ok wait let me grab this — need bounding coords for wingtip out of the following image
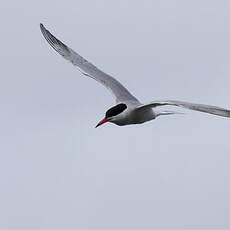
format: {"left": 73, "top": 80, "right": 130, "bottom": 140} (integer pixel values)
{"left": 40, "top": 23, "right": 45, "bottom": 30}
{"left": 40, "top": 23, "right": 49, "bottom": 38}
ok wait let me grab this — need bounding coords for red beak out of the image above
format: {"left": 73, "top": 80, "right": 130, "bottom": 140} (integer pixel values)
{"left": 95, "top": 118, "right": 111, "bottom": 128}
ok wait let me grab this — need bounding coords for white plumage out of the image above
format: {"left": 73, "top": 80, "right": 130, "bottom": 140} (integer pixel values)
{"left": 40, "top": 24, "right": 230, "bottom": 127}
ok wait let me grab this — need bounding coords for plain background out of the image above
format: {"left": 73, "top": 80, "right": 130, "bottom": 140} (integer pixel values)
{"left": 1, "top": 0, "right": 230, "bottom": 229}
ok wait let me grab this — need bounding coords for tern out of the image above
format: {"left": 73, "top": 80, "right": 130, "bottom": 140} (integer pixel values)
{"left": 40, "top": 24, "right": 230, "bottom": 127}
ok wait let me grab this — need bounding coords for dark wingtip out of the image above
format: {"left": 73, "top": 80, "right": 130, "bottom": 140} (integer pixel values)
{"left": 40, "top": 23, "right": 47, "bottom": 33}
{"left": 40, "top": 23, "right": 45, "bottom": 35}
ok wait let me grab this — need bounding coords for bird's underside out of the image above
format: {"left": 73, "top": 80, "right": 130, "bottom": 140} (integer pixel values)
{"left": 40, "top": 23, "right": 230, "bottom": 127}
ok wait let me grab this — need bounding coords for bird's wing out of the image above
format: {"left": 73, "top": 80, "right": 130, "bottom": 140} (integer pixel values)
{"left": 136, "top": 100, "right": 230, "bottom": 118}
{"left": 40, "top": 24, "right": 139, "bottom": 103}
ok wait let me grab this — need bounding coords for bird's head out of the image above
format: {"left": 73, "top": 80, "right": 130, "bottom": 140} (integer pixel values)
{"left": 95, "top": 103, "right": 127, "bottom": 128}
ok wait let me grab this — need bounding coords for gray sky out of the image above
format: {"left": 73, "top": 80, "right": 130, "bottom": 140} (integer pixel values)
{"left": 1, "top": 0, "right": 230, "bottom": 229}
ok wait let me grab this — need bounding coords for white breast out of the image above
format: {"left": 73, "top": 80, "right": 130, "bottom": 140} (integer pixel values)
{"left": 111, "top": 107, "right": 156, "bottom": 126}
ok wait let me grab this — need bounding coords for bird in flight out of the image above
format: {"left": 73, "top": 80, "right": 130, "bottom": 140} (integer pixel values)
{"left": 40, "top": 24, "right": 230, "bottom": 127}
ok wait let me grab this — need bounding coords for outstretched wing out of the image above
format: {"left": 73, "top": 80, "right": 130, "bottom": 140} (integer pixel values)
{"left": 137, "top": 100, "right": 230, "bottom": 118}
{"left": 40, "top": 24, "right": 139, "bottom": 103}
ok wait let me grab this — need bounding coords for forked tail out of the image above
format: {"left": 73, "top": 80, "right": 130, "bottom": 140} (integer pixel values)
{"left": 137, "top": 100, "right": 230, "bottom": 118}
{"left": 155, "top": 111, "right": 184, "bottom": 117}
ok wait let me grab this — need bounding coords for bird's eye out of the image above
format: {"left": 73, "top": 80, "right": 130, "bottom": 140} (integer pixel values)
{"left": 105, "top": 104, "right": 127, "bottom": 118}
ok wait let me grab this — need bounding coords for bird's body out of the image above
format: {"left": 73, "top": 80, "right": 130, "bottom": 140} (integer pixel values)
{"left": 40, "top": 24, "right": 230, "bottom": 127}
{"left": 109, "top": 103, "right": 156, "bottom": 126}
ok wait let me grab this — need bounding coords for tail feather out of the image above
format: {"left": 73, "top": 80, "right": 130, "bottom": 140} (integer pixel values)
{"left": 156, "top": 110, "right": 185, "bottom": 117}
{"left": 137, "top": 100, "right": 230, "bottom": 118}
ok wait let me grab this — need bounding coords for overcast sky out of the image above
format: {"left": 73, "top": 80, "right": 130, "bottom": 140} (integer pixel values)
{"left": 1, "top": 0, "right": 230, "bottom": 229}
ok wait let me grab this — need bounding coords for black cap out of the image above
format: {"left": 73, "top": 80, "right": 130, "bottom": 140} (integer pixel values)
{"left": 105, "top": 104, "right": 127, "bottom": 118}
